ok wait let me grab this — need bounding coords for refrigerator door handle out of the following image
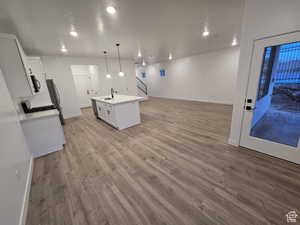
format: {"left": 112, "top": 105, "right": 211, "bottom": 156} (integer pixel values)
{"left": 36, "top": 79, "right": 41, "bottom": 90}
{"left": 54, "top": 84, "right": 61, "bottom": 106}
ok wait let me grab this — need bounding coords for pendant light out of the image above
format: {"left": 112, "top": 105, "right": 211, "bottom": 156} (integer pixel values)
{"left": 104, "top": 51, "right": 111, "bottom": 79}
{"left": 116, "top": 43, "right": 124, "bottom": 77}
{"left": 232, "top": 38, "right": 238, "bottom": 46}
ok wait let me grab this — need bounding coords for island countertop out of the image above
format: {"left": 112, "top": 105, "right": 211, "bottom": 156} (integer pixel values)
{"left": 91, "top": 95, "right": 144, "bottom": 105}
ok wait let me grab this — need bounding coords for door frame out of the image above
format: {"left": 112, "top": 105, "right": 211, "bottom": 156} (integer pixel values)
{"left": 240, "top": 31, "right": 300, "bottom": 164}
{"left": 73, "top": 73, "right": 93, "bottom": 108}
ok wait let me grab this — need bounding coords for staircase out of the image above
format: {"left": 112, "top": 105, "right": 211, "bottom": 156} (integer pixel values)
{"left": 136, "top": 77, "right": 148, "bottom": 100}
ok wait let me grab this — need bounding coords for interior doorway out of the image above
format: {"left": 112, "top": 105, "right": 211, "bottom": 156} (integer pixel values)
{"left": 241, "top": 32, "right": 300, "bottom": 164}
{"left": 71, "top": 65, "right": 100, "bottom": 108}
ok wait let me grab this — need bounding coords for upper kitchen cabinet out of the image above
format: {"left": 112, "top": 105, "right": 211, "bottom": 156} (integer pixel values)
{"left": 26, "top": 56, "right": 46, "bottom": 93}
{"left": 0, "top": 33, "right": 38, "bottom": 99}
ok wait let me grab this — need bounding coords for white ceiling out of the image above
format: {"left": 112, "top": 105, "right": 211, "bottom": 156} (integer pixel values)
{"left": 0, "top": 0, "right": 244, "bottom": 63}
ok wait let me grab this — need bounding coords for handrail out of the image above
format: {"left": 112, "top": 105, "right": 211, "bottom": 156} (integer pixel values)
{"left": 137, "top": 86, "right": 147, "bottom": 95}
{"left": 136, "top": 77, "right": 147, "bottom": 95}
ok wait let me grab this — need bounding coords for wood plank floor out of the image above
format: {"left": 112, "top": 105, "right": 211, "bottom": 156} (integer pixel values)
{"left": 26, "top": 97, "right": 300, "bottom": 225}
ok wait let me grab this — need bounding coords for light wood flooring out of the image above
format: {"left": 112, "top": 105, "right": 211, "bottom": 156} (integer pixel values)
{"left": 26, "top": 97, "right": 300, "bottom": 225}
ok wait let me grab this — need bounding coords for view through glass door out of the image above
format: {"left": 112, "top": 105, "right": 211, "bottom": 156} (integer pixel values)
{"left": 241, "top": 32, "right": 300, "bottom": 164}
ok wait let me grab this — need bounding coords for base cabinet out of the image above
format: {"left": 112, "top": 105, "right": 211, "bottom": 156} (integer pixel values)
{"left": 114, "top": 102, "right": 141, "bottom": 130}
{"left": 96, "top": 101, "right": 116, "bottom": 127}
{"left": 106, "top": 104, "right": 116, "bottom": 127}
{"left": 20, "top": 113, "right": 65, "bottom": 158}
{"left": 95, "top": 100, "right": 141, "bottom": 130}
{"left": 96, "top": 101, "right": 106, "bottom": 121}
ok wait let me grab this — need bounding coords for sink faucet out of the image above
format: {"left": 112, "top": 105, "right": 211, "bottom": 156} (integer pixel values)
{"left": 111, "top": 88, "right": 115, "bottom": 99}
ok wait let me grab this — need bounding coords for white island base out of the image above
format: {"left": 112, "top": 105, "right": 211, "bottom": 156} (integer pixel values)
{"left": 91, "top": 95, "right": 144, "bottom": 130}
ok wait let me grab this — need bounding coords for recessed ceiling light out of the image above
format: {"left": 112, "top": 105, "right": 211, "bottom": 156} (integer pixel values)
{"left": 119, "top": 71, "right": 125, "bottom": 77}
{"left": 138, "top": 51, "right": 142, "bottom": 57}
{"left": 106, "top": 74, "right": 112, "bottom": 79}
{"left": 169, "top": 53, "right": 173, "bottom": 60}
{"left": 232, "top": 38, "right": 238, "bottom": 46}
{"left": 202, "top": 30, "right": 210, "bottom": 37}
{"left": 61, "top": 46, "right": 68, "bottom": 53}
{"left": 70, "top": 31, "right": 78, "bottom": 37}
{"left": 106, "top": 6, "right": 116, "bottom": 14}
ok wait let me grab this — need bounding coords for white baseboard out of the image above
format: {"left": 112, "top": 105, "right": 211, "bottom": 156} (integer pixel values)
{"left": 33, "top": 145, "right": 64, "bottom": 158}
{"left": 140, "top": 96, "right": 149, "bottom": 101}
{"left": 228, "top": 138, "right": 239, "bottom": 146}
{"left": 149, "top": 95, "right": 233, "bottom": 105}
{"left": 19, "top": 157, "right": 34, "bottom": 225}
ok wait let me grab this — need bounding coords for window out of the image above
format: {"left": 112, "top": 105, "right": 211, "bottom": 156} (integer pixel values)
{"left": 257, "top": 47, "right": 276, "bottom": 100}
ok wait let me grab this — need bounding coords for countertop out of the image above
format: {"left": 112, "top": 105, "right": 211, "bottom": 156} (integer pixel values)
{"left": 91, "top": 95, "right": 144, "bottom": 105}
{"left": 19, "top": 109, "right": 59, "bottom": 122}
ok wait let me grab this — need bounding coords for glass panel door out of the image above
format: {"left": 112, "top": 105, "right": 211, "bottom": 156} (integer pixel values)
{"left": 250, "top": 42, "right": 300, "bottom": 147}
{"left": 240, "top": 32, "right": 300, "bottom": 164}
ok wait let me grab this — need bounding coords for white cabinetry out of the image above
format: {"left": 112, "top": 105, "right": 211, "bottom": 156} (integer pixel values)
{"left": 96, "top": 101, "right": 116, "bottom": 126}
{"left": 93, "top": 95, "right": 143, "bottom": 130}
{"left": 0, "top": 34, "right": 35, "bottom": 99}
{"left": 105, "top": 104, "right": 116, "bottom": 126}
{"left": 96, "top": 101, "right": 105, "bottom": 120}
{"left": 20, "top": 110, "right": 65, "bottom": 158}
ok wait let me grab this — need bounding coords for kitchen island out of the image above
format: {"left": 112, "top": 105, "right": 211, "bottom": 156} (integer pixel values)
{"left": 91, "top": 95, "right": 144, "bottom": 130}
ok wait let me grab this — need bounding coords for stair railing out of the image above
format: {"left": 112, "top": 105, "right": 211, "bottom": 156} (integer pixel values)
{"left": 136, "top": 76, "right": 148, "bottom": 95}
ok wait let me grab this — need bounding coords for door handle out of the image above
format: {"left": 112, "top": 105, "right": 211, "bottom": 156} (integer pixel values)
{"left": 245, "top": 106, "right": 256, "bottom": 111}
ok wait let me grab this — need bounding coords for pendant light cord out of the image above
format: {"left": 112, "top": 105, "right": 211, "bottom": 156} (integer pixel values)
{"left": 116, "top": 43, "right": 122, "bottom": 72}
{"left": 104, "top": 51, "right": 109, "bottom": 74}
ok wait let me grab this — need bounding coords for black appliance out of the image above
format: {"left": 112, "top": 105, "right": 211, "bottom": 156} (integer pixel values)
{"left": 46, "top": 79, "right": 64, "bottom": 125}
{"left": 30, "top": 75, "right": 41, "bottom": 93}
{"left": 21, "top": 101, "right": 56, "bottom": 114}
{"left": 28, "top": 67, "right": 42, "bottom": 93}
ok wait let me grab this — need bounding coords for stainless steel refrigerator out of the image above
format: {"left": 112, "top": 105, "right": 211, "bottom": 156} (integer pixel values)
{"left": 46, "top": 79, "right": 64, "bottom": 125}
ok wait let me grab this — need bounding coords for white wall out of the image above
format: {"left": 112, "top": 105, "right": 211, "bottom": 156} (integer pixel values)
{"left": 145, "top": 47, "right": 240, "bottom": 104}
{"left": 71, "top": 65, "right": 102, "bottom": 97}
{"left": 0, "top": 69, "right": 32, "bottom": 225}
{"left": 229, "top": 0, "right": 300, "bottom": 145}
{"left": 71, "top": 64, "right": 131, "bottom": 96}
{"left": 42, "top": 56, "right": 137, "bottom": 119}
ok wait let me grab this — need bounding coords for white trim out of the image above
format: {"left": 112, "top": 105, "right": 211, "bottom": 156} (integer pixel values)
{"left": 140, "top": 96, "right": 149, "bottom": 101}
{"left": 0, "top": 33, "right": 17, "bottom": 40}
{"left": 19, "top": 157, "right": 34, "bottom": 225}
{"left": 228, "top": 138, "right": 239, "bottom": 146}
{"left": 149, "top": 95, "right": 233, "bottom": 105}
{"left": 33, "top": 145, "right": 64, "bottom": 158}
